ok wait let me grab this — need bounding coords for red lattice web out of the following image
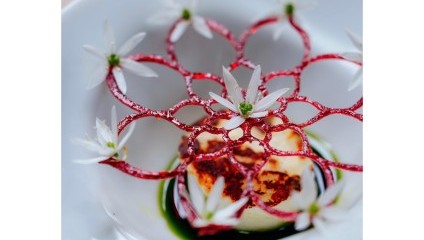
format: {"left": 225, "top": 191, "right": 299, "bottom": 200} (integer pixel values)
{"left": 98, "top": 16, "right": 363, "bottom": 235}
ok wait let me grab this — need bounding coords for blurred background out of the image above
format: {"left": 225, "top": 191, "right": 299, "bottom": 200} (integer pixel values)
{"left": 62, "top": 0, "right": 73, "bottom": 8}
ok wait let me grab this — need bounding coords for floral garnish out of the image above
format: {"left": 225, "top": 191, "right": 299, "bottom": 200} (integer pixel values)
{"left": 148, "top": 0, "right": 213, "bottom": 42}
{"left": 291, "top": 169, "right": 349, "bottom": 232}
{"left": 74, "top": 106, "right": 136, "bottom": 164}
{"left": 209, "top": 65, "right": 289, "bottom": 130}
{"left": 83, "top": 20, "right": 158, "bottom": 94}
{"left": 259, "top": 0, "right": 316, "bottom": 41}
{"left": 341, "top": 30, "right": 363, "bottom": 91}
{"left": 188, "top": 175, "right": 248, "bottom": 227}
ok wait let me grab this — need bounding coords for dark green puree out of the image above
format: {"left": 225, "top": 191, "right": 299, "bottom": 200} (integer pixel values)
{"left": 157, "top": 134, "right": 342, "bottom": 240}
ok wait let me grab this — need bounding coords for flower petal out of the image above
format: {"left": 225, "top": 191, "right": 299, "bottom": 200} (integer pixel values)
{"left": 170, "top": 21, "right": 190, "bottom": 42}
{"left": 209, "top": 92, "right": 238, "bottom": 112}
{"left": 213, "top": 197, "right": 248, "bottom": 222}
{"left": 121, "top": 59, "right": 158, "bottom": 78}
{"left": 116, "top": 122, "right": 136, "bottom": 151}
{"left": 104, "top": 20, "right": 116, "bottom": 54}
{"left": 222, "top": 66, "right": 243, "bottom": 105}
{"left": 112, "top": 67, "right": 127, "bottom": 94}
{"left": 212, "top": 217, "right": 240, "bottom": 226}
{"left": 246, "top": 65, "right": 262, "bottom": 103}
{"left": 312, "top": 217, "right": 326, "bottom": 233}
{"left": 294, "top": 212, "right": 311, "bottom": 231}
{"left": 111, "top": 105, "right": 118, "bottom": 143}
{"left": 72, "top": 138, "right": 104, "bottom": 154}
{"left": 337, "top": 177, "right": 363, "bottom": 209}
{"left": 192, "top": 16, "right": 213, "bottom": 39}
{"left": 319, "top": 206, "right": 346, "bottom": 221}
{"left": 348, "top": 68, "right": 363, "bottom": 91}
{"left": 205, "top": 177, "right": 225, "bottom": 213}
{"left": 188, "top": 174, "right": 205, "bottom": 214}
{"left": 87, "top": 63, "right": 108, "bottom": 90}
{"left": 224, "top": 116, "right": 245, "bottom": 130}
{"left": 73, "top": 156, "right": 109, "bottom": 164}
{"left": 292, "top": 169, "right": 317, "bottom": 209}
{"left": 254, "top": 88, "right": 289, "bottom": 112}
{"left": 82, "top": 45, "right": 106, "bottom": 60}
{"left": 96, "top": 118, "right": 114, "bottom": 146}
{"left": 346, "top": 30, "right": 362, "bottom": 51}
{"left": 318, "top": 180, "right": 345, "bottom": 207}
{"left": 341, "top": 52, "right": 362, "bottom": 63}
{"left": 147, "top": 10, "right": 180, "bottom": 25}
{"left": 273, "top": 23, "right": 286, "bottom": 41}
{"left": 249, "top": 111, "right": 268, "bottom": 118}
{"left": 174, "top": 184, "right": 188, "bottom": 218}
{"left": 192, "top": 218, "right": 208, "bottom": 228}
{"left": 117, "top": 32, "right": 146, "bottom": 56}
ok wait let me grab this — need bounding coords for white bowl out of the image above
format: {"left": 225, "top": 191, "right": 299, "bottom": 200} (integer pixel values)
{"left": 62, "top": 0, "right": 362, "bottom": 239}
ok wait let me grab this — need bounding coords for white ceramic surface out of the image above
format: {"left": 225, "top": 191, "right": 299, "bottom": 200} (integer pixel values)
{"left": 62, "top": 0, "right": 363, "bottom": 239}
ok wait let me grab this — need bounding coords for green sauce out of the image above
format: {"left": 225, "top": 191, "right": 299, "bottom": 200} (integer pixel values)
{"left": 158, "top": 134, "right": 341, "bottom": 239}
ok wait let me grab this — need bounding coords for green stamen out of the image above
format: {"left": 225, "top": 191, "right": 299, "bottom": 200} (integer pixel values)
{"left": 239, "top": 102, "right": 253, "bottom": 116}
{"left": 308, "top": 203, "right": 320, "bottom": 215}
{"left": 205, "top": 211, "right": 214, "bottom": 220}
{"left": 182, "top": 8, "right": 191, "bottom": 20}
{"left": 107, "top": 142, "right": 116, "bottom": 149}
{"left": 107, "top": 54, "right": 120, "bottom": 67}
{"left": 285, "top": 3, "right": 295, "bottom": 15}
{"left": 334, "top": 194, "right": 341, "bottom": 204}
{"left": 113, "top": 152, "right": 119, "bottom": 158}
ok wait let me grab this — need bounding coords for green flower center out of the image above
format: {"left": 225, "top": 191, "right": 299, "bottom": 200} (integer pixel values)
{"left": 285, "top": 3, "right": 295, "bottom": 15}
{"left": 239, "top": 102, "right": 253, "bottom": 116}
{"left": 107, "top": 142, "right": 119, "bottom": 158}
{"left": 204, "top": 211, "right": 214, "bottom": 220}
{"left": 106, "top": 142, "right": 116, "bottom": 149}
{"left": 107, "top": 54, "right": 120, "bottom": 67}
{"left": 106, "top": 142, "right": 119, "bottom": 158}
{"left": 182, "top": 8, "right": 192, "bottom": 20}
{"left": 308, "top": 203, "right": 320, "bottom": 215}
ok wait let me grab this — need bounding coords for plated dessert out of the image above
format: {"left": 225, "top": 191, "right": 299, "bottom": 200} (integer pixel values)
{"left": 158, "top": 117, "right": 336, "bottom": 239}
{"left": 74, "top": 0, "right": 363, "bottom": 239}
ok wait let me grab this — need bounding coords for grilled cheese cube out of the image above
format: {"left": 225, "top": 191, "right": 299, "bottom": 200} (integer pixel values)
{"left": 178, "top": 117, "right": 313, "bottom": 231}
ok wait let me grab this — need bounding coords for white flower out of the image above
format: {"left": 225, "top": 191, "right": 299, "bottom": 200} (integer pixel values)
{"left": 83, "top": 20, "right": 158, "bottom": 94}
{"left": 74, "top": 106, "right": 136, "bottom": 164}
{"left": 258, "top": 0, "right": 316, "bottom": 41}
{"left": 188, "top": 175, "right": 248, "bottom": 227}
{"left": 341, "top": 30, "right": 363, "bottom": 91}
{"left": 148, "top": 0, "right": 213, "bottom": 42}
{"left": 209, "top": 65, "right": 289, "bottom": 130}
{"left": 291, "top": 169, "right": 348, "bottom": 233}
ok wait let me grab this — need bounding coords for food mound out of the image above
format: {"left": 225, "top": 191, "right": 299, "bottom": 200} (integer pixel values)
{"left": 179, "top": 117, "right": 313, "bottom": 231}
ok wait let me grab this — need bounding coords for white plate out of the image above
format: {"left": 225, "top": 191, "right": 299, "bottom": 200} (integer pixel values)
{"left": 62, "top": 0, "right": 362, "bottom": 239}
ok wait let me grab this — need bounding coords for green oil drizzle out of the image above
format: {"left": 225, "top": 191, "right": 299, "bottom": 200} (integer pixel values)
{"left": 158, "top": 178, "right": 199, "bottom": 239}
{"left": 157, "top": 155, "right": 191, "bottom": 240}
{"left": 306, "top": 131, "right": 343, "bottom": 181}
